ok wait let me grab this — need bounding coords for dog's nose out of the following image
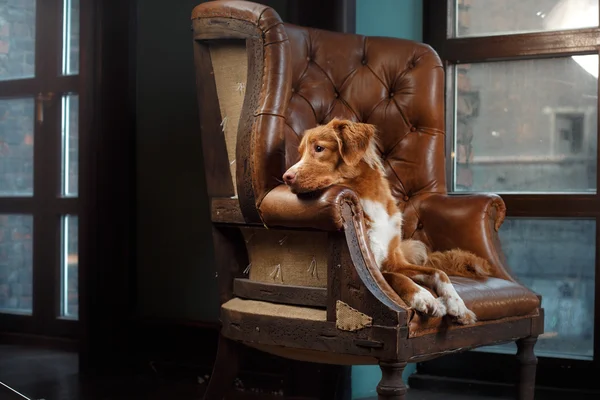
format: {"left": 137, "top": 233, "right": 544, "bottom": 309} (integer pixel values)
{"left": 283, "top": 171, "right": 296, "bottom": 185}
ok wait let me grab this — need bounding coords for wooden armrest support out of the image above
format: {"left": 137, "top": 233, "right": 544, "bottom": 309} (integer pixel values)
{"left": 212, "top": 187, "right": 410, "bottom": 327}
{"left": 233, "top": 278, "right": 327, "bottom": 307}
{"left": 327, "top": 203, "right": 409, "bottom": 327}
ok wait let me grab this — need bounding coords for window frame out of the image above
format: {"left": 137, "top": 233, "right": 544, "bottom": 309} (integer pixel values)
{"left": 422, "top": 0, "right": 600, "bottom": 390}
{"left": 0, "top": 0, "right": 79, "bottom": 338}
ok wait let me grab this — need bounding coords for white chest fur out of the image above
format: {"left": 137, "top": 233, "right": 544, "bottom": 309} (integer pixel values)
{"left": 360, "top": 199, "right": 403, "bottom": 268}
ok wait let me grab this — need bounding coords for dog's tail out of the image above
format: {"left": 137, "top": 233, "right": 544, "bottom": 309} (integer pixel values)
{"left": 424, "top": 249, "right": 492, "bottom": 280}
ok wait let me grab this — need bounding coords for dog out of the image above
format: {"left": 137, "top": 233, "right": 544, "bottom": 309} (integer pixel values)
{"left": 282, "top": 118, "right": 492, "bottom": 325}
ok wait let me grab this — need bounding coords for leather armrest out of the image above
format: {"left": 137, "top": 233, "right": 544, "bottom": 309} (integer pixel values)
{"left": 418, "top": 193, "right": 516, "bottom": 281}
{"left": 258, "top": 184, "right": 362, "bottom": 231}
{"left": 192, "top": 0, "right": 281, "bottom": 32}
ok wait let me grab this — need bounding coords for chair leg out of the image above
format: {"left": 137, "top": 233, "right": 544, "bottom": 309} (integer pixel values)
{"left": 376, "top": 361, "right": 407, "bottom": 400}
{"left": 516, "top": 337, "right": 538, "bottom": 400}
{"left": 203, "top": 335, "right": 240, "bottom": 400}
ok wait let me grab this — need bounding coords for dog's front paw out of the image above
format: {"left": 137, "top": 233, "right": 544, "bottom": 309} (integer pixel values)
{"left": 409, "top": 289, "right": 447, "bottom": 317}
{"left": 455, "top": 308, "right": 477, "bottom": 325}
{"left": 440, "top": 295, "right": 477, "bottom": 325}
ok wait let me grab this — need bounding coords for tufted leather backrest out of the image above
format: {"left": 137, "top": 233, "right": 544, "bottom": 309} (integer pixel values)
{"left": 280, "top": 24, "right": 447, "bottom": 213}
{"left": 192, "top": 0, "right": 447, "bottom": 229}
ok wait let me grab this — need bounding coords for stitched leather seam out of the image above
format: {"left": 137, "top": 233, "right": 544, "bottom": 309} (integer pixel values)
{"left": 194, "top": 15, "right": 261, "bottom": 29}
{"left": 364, "top": 63, "right": 389, "bottom": 92}
{"left": 254, "top": 111, "right": 287, "bottom": 118}
{"left": 418, "top": 126, "right": 445, "bottom": 136}
{"left": 262, "top": 21, "right": 285, "bottom": 35}
{"left": 255, "top": 7, "right": 269, "bottom": 26}
{"left": 308, "top": 58, "right": 339, "bottom": 95}
{"left": 284, "top": 120, "right": 299, "bottom": 138}
{"left": 290, "top": 91, "right": 319, "bottom": 125}
{"left": 385, "top": 158, "right": 407, "bottom": 195}
{"left": 363, "top": 96, "right": 389, "bottom": 123}
{"left": 295, "top": 59, "right": 311, "bottom": 88}
{"left": 264, "top": 37, "right": 289, "bottom": 47}
{"left": 383, "top": 133, "right": 415, "bottom": 160}
{"left": 406, "top": 199, "right": 425, "bottom": 240}
{"left": 326, "top": 96, "right": 360, "bottom": 123}
{"left": 394, "top": 52, "right": 424, "bottom": 84}
{"left": 390, "top": 96, "right": 410, "bottom": 127}
{"left": 337, "top": 67, "right": 360, "bottom": 95}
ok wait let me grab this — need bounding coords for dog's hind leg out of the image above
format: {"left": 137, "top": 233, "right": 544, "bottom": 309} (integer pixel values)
{"left": 398, "top": 239, "right": 429, "bottom": 265}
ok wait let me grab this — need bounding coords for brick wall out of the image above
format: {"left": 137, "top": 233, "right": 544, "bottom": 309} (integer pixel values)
{"left": 0, "top": 98, "right": 34, "bottom": 195}
{"left": 0, "top": 0, "right": 35, "bottom": 80}
{"left": 0, "top": 214, "right": 33, "bottom": 312}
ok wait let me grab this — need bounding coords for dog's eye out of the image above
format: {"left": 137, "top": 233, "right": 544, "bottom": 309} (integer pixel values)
{"left": 315, "top": 145, "right": 325, "bottom": 153}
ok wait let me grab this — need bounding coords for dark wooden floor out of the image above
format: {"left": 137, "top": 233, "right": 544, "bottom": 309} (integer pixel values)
{"left": 0, "top": 345, "right": 500, "bottom": 400}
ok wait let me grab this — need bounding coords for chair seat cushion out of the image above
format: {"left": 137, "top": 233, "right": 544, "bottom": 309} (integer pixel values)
{"left": 409, "top": 277, "right": 540, "bottom": 337}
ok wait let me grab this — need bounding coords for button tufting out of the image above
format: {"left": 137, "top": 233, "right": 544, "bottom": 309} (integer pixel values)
{"left": 362, "top": 59, "right": 367, "bottom": 65}
{"left": 417, "top": 222, "right": 424, "bottom": 230}
{"left": 306, "top": 56, "right": 311, "bottom": 62}
{"left": 334, "top": 92, "right": 339, "bottom": 98}
{"left": 403, "top": 195, "right": 409, "bottom": 201}
{"left": 410, "top": 126, "right": 417, "bottom": 132}
{"left": 291, "top": 88, "right": 295, "bottom": 93}
{"left": 389, "top": 92, "right": 394, "bottom": 98}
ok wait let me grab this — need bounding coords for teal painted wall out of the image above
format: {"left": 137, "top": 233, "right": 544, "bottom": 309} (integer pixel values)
{"left": 352, "top": 1, "right": 423, "bottom": 398}
{"left": 356, "top": 0, "right": 423, "bottom": 41}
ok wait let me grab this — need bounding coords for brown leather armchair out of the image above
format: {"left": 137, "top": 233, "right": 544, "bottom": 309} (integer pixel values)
{"left": 191, "top": 1, "right": 544, "bottom": 399}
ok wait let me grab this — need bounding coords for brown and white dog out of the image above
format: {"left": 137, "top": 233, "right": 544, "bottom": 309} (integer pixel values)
{"left": 282, "top": 118, "right": 492, "bottom": 325}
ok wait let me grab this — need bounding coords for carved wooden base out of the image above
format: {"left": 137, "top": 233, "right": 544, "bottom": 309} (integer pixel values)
{"left": 516, "top": 337, "right": 538, "bottom": 400}
{"left": 203, "top": 335, "right": 240, "bottom": 400}
{"left": 377, "top": 361, "right": 407, "bottom": 400}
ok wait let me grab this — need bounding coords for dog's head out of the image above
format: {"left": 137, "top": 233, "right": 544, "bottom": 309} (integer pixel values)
{"left": 282, "top": 118, "right": 382, "bottom": 194}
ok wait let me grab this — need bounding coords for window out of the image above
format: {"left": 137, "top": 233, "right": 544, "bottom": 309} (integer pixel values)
{"left": 424, "top": 0, "right": 600, "bottom": 390}
{"left": 453, "top": 57, "right": 597, "bottom": 193}
{"left": 0, "top": 0, "right": 80, "bottom": 336}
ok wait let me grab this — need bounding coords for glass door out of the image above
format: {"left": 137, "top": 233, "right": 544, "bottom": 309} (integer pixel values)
{"left": 0, "top": 0, "right": 80, "bottom": 336}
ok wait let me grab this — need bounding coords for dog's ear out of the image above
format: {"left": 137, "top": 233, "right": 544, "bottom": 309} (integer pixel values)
{"left": 329, "top": 119, "right": 376, "bottom": 166}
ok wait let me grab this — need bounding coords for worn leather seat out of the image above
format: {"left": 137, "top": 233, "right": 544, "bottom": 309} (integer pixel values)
{"left": 410, "top": 277, "right": 540, "bottom": 337}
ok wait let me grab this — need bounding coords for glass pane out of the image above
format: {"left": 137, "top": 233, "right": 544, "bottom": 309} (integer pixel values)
{"left": 0, "top": 0, "right": 36, "bottom": 81}
{"left": 62, "top": 0, "right": 79, "bottom": 75}
{"left": 453, "top": 56, "right": 598, "bottom": 193}
{"left": 473, "top": 218, "right": 595, "bottom": 360}
{"left": 451, "top": 0, "right": 599, "bottom": 38}
{"left": 61, "top": 215, "right": 78, "bottom": 318}
{"left": 0, "top": 97, "right": 34, "bottom": 196}
{"left": 0, "top": 214, "right": 33, "bottom": 314}
{"left": 61, "top": 94, "right": 78, "bottom": 196}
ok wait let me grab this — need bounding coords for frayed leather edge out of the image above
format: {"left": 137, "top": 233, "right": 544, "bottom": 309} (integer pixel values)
{"left": 489, "top": 196, "right": 506, "bottom": 232}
